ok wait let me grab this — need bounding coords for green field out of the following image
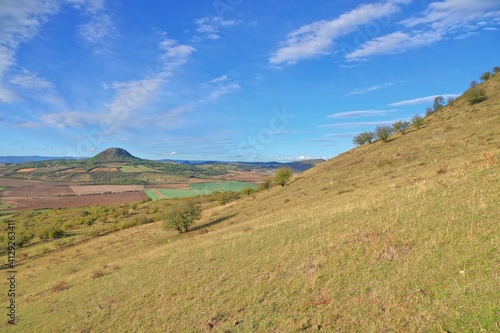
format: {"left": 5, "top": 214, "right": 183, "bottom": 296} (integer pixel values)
{"left": 146, "top": 181, "right": 258, "bottom": 200}
{"left": 119, "top": 165, "right": 156, "bottom": 173}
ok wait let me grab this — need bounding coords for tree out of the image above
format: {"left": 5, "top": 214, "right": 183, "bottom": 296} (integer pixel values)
{"left": 393, "top": 121, "right": 411, "bottom": 135}
{"left": 493, "top": 66, "right": 500, "bottom": 75}
{"left": 273, "top": 167, "right": 293, "bottom": 187}
{"left": 375, "top": 125, "right": 393, "bottom": 142}
{"left": 259, "top": 177, "right": 273, "bottom": 190}
{"left": 433, "top": 96, "right": 445, "bottom": 112}
{"left": 412, "top": 115, "right": 425, "bottom": 129}
{"left": 480, "top": 71, "right": 492, "bottom": 81}
{"left": 163, "top": 200, "right": 202, "bottom": 234}
{"left": 353, "top": 131, "right": 375, "bottom": 145}
{"left": 465, "top": 80, "right": 487, "bottom": 105}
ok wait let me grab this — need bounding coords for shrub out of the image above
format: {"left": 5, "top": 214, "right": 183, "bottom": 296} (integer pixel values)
{"left": 259, "top": 177, "right": 273, "bottom": 190}
{"left": 375, "top": 125, "right": 393, "bottom": 142}
{"left": 392, "top": 121, "right": 411, "bottom": 135}
{"left": 412, "top": 115, "right": 425, "bottom": 129}
{"left": 493, "top": 66, "right": 500, "bottom": 75}
{"left": 465, "top": 81, "right": 487, "bottom": 105}
{"left": 353, "top": 131, "right": 375, "bottom": 145}
{"left": 163, "top": 200, "right": 202, "bottom": 234}
{"left": 433, "top": 96, "right": 445, "bottom": 112}
{"left": 240, "top": 187, "right": 255, "bottom": 196}
{"left": 273, "top": 167, "right": 293, "bottom": 187}
{"left": 480, "top": 71, "right": 492, "bottom": 81}
{"left": 216, "top": 191, "right": 240, "bottom": 206}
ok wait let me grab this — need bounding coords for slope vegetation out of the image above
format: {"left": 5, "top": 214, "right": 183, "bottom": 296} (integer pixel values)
{"left": 7, "top": 75, "right": 499, "bottom": 332}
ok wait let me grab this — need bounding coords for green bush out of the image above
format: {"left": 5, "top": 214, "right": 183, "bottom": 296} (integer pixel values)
{"left": 273, "top": 167, "right": 293, "bottom": 187}
{"left": 163, "top": 200, "right": 202, "bottom": 234}
{"left": 375, "top": 125, "right": 393, "bottom": 143}
{"left": 392, "top": 121, "right": 410, "bottom": 135}
{"left": 353, "top": 131, "right": 374, "bottom": 145}
{"left": 412, "top": 115, "right": 425, "bottom": 129}
{"left": 259, "top": 177, "right": 273, "bottom": 190}
{"left": 465, "top": 81, "right": 487, "bottom": 105}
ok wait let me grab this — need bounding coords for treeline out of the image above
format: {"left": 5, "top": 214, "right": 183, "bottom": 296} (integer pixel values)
{"left": 353, "top": 66, "right": 497, "bottom": 146}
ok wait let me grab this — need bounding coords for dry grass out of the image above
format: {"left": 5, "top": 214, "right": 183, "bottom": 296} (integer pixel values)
{"left": 4, "top": 74, "right": 500, "bottom": 332}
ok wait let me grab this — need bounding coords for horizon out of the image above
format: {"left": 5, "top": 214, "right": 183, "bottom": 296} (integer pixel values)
{"left": 1, "top": 0, "right": 499, "bottom": 161}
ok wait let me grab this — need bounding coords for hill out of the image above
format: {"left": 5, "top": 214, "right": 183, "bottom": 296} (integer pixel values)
{"left": 4, "top": 73, "right": 499, "bottom": 332}
{"left": 88, "top": 147, "right": 141, "bottom": 163}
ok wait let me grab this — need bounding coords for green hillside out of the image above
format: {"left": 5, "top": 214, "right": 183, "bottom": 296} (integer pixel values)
{"left": 4, "top": 74, "right": 499, "bottom": 332}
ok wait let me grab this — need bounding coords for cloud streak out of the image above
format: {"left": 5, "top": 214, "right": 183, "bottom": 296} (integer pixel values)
{"left": 269, "top": 0, "right": 410, "bottom": 65}
{"left": 388, "top": 94, "right": 459, "bottom": 107}
{"left": 327, "top": 109, "right": 395, "bottom": 118}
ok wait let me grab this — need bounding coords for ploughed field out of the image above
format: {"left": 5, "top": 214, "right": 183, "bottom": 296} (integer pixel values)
{"left": 0, "top": 178, "right": 148, "bottom": 210}
{"left": 0, "top": 178, "right": 260, "bottom": 209}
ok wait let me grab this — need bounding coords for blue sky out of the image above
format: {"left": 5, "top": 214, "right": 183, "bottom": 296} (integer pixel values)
{"left": 0, "top": 0, "right": 499, "bottom": 161}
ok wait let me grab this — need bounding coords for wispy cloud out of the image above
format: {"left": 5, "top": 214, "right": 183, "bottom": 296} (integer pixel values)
{"left": 327, "top": 109, "right": 395, "bottom": 118}
{"left": 193, "top": 16, "right": 241, "bottom": 41}
{"left": 201, "top": 75, "right": 240, "bottom": 102}
{"left": 347, "top": 82, "right": 393, "bottom": 95}
{"left": 0, "top": 0, "right": 60, "bottom": 102}
{"left": 319, "top": 120, "right": 397, "bottom": 128}
{"left": 269, "top": 0, "right": 410, "bottom": 65}
{"left": 347, "top": 0, "right": 500, "bottom": 61}
{"left": 388, "top": 94, "right": 459, "bottom": 107}
{"left": 41, "top": 38, "right": 196, "bottom": 129}
{"left": 67, "top": 0, "right": 116, "bottom": 51}
{"left": 346, "top": 30, "right": 443, "bottom": 60}
{"left": 402, "top": 0, "right": 500, "bottom": 30}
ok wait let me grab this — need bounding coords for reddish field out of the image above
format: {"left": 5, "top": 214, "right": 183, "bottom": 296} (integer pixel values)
{"left": 2, "top": 192, "right": 148, "bottom": 210}
{"left": 0, "top": 178, "right": 147, "bottom": 210}
{"left": 90, "top": 167, "right": 118, "bottom": 172}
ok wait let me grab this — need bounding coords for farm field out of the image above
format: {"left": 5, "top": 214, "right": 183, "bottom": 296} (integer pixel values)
{"left": 145, "top": 181, "right": 258, "bottom": 199}
{"left": 119, "top": 165, "right": 156, "bottom": 172}
{"left": 0, "top": 178, "right": 148, "bottom": 210}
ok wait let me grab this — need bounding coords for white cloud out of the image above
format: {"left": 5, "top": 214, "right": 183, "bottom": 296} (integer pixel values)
{"left": 347, "top": 82, "right": 393, "bottom": 95}
{"left": 344, "top": 0, "right": 500, "bottom": 61}
{"left": 327, "top": 110, "right": 395, "bottom": 118}
{"left": 78, "top": 13, "right": 114, "bottom": 46}
{"left": 388, "top": 94, "right": 459, "bottom": 107}
{"left": 193, "top": 16, "right": 241, "bottom": 41}
{"left": 347, "top": 0, "right": 500, "bottom": 60}
{"left": 319, "top": 120, "right": 397, "bottom": 128}
{"left": 208, "top": 75, "right": 228, "bottom": 84}
{"left": 0, "top": 0, "right": 60, "bottom": 101}
{"left": 42, "top": 37, "right": 196, "bottom": 129}
{"left": 346, "top": 30, "right": 443, "bottom": 60}
{"left": 68, "top": 0, "right": 116, "bottom": 49}
{"left": 201, "top": 75, "right": 240, "bottom": 102}
{"left": 169, "top": 151, "right": 177, "bottom": 155}
{"left": 402, "top": 0, "right": 500, "bottom": 30}
{"left": 9, "top": 69, "right": 54, "bottom": 90}
{"left": 269, "top": 0, "right": 409, "bottom": 65}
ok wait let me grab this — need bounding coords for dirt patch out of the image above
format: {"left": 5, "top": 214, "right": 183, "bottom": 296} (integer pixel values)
{"left": 2, "top": 186, "right": 76, "bottom": 197}
{"left": 16, "top": 168, "right": 37, "bottom": 173}
{"left": 3, "top": 192, "right": 148, "bottom": 210}
{"left": 70, "top": 185, "right": 144, "bottom": 195}
{"left": 60, "top": 168, "right": 86, "bottom": 173}
{"left": 90, "top": 167, "right": 118, "bottom": 172}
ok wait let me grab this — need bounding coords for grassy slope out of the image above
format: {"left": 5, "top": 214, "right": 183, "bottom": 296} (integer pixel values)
{"left": 6, "top": 76, "right": 500, "bottom": 332}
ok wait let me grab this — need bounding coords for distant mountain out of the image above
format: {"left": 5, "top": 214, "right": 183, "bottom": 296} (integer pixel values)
{"left": 157, "top": 158, "right": 326, "bottom": 172}
{"left": 0, "top": 156, "right": 84, "bottom": 164}
{"left": 89, "top": 148, "right": 142, "bottom": 163}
